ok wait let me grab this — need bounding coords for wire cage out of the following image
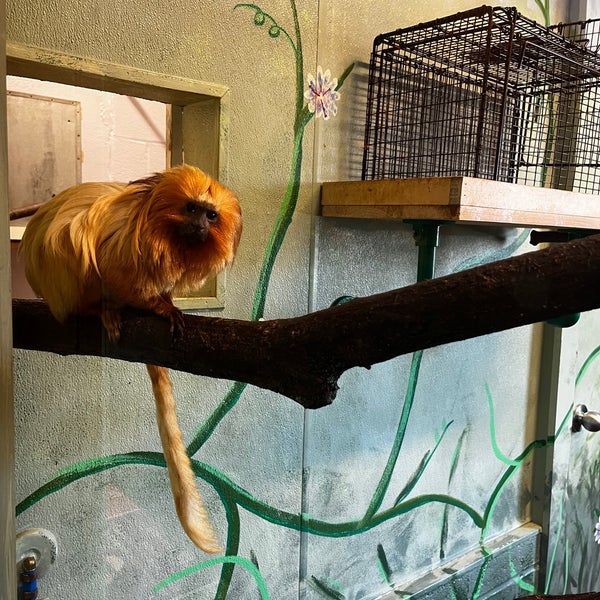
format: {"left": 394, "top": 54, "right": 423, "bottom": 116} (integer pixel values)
{"left": 361, "top": 5, "right": 600, "bottom": 194}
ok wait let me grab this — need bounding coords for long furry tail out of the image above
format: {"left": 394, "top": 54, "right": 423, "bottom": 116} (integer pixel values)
{"left": 146, "top": 364, "right": 222, "bottom": 553}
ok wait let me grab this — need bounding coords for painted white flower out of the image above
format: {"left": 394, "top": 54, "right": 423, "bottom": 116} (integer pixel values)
{"left": 305, "top": 66, "right": 340, "bottom": 120}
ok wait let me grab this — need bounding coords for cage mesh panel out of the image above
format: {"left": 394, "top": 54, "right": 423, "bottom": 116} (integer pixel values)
{"left": 362, "top": 6, "right": 600, "bottom": 194}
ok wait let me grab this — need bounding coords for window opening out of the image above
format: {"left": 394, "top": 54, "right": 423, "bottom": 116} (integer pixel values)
{"left": 7, "top": 42, "right": 229, "bottom": 309}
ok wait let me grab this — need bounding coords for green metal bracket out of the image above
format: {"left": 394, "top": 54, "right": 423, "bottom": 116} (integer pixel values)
{"left": 405, "top": 220, "right": 452, "bottom": 282}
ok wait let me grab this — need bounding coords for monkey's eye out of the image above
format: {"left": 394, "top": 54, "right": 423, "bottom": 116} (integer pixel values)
{"left": 186, "top": 201, "right": 198, "bottom": 214}
{"left": 206, "top": 210, "right": 218, "bottom": 222}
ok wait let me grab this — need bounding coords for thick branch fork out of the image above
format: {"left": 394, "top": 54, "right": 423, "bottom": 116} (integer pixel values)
{"left": 12, "top": 233, "right": 600, "bottom": 408}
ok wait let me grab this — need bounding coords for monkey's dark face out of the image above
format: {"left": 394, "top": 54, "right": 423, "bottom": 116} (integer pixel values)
{"left": 134, "top": 166, "right": 241, "bottom": 269}
{"left": 178, "top": 200, "right": 219, "bottom": 243}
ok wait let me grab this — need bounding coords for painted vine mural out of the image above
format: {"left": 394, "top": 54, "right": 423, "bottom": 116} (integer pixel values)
{"left": 14, "top": 1, "right": 600, "bottom": 598}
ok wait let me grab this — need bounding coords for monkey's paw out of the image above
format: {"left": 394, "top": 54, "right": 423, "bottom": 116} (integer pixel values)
{"left": 101, "top": 307, "right": 122, "bottom": 342}
{"left": 168, "top": 307, "right": 186, "bottom": 340}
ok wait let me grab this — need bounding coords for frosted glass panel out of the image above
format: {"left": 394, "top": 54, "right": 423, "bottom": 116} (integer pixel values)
{"left": 301, "top": 219, "right": 541, "bottom": 598}
{"left": 544, "top": 309, "right": 600, "bottom": 595}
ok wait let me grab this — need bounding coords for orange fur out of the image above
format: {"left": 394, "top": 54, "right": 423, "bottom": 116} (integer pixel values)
{"left": 147, "top": 363, "right": 222, "bottom": 553}
{"left": 20, "top": 165, "right": 242, "bottom": 552}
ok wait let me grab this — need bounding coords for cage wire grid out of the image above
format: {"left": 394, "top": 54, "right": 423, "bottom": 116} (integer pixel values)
{"left": 362, "top": 5, "right": 600, "bottom": 194}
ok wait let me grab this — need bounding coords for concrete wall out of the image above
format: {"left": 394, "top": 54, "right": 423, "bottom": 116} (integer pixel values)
{"left": 7, "top": 1, "right": 585, "bottom": 599}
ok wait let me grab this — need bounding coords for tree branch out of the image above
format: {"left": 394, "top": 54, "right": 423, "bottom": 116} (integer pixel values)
{"left": 12, "top": 233, "right": 600, "bottom": 409}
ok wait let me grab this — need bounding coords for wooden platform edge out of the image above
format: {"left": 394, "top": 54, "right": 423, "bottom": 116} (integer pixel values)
{"left": 321, "top": 177, "right": 600, "bottom": 230}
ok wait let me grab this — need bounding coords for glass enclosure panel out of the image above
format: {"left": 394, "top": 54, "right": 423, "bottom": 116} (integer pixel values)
{"left": 11, "top": 72, "right": 306, "bottom": 598}
{"left": 14, "top": 353, "right": 305, "bottom": 598}
{"left": 544, "top": 309, "right": 600, "bottom": 595}
{"left": 302, "top": 219, "right": 543, "bottom": 598}
{"left": 7, "top": 1, "right": 586, "bottom": 599}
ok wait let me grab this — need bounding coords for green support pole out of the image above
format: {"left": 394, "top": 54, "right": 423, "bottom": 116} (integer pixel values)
{"left": 407, "top": 220, "right": 449, "bottom": 282}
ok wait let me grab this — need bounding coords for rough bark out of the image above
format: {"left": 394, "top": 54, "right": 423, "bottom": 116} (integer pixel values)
{"left": 12, "top": 233, "right": 600, "bottom": 408}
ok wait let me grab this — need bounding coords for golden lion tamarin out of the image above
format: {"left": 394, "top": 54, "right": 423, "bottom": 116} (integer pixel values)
{"left": 20, "top": 164, "right": 242, "bottom": 552}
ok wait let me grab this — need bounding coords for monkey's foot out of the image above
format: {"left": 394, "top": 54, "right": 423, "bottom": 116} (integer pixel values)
{"left": 100, "top": 306, "right": 122, "bottom": 342}
{"left": 167, "top": 308, "right": 185, "bottom": 339}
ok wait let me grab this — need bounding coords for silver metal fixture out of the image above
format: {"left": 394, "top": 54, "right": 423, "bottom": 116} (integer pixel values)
{"left": 572, "top": 404, "right": 600, "bottom": 433}
{"left": 16, "top": 528, "right": 57, "bottom": 579}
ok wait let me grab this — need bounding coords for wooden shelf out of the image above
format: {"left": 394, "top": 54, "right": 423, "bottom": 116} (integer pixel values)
{"left": 321, "top": 177, "right": 600, "bottom": 230}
